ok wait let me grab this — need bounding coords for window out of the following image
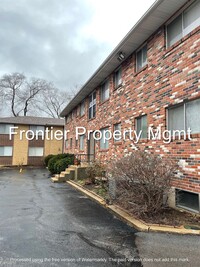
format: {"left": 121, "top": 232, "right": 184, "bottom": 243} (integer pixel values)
{"left": 176, "top": 189, "right": 199, "bottom": 212}
{"left": 136, "top": 115, "right": 147, "bottom": 139}
{"left": 101, "top": 80, "right": 109, "bottom": 102}
{"left": 88, "top": 92, "right": 96, "bottom": 120}
{"left": 79, "top": 135, "right": 85, "bottom": 151}
{"left": 136, "top": 44, "right": 147, "bottom": 72}
{"left": 28, "top": 147, "right": 44, "bottom": 157}
{"left": 75, "top": 139, "right": 78, "bottom": 147}
{"left": 0, "top": 146, "right": 13, "bottom": 156}
{"left": 114, "top": 68, "right": 122, "bottom": 88}
{"left": 30, "top": 126, "right": 44, "bottom": 136}
{"left": 100, "top": 127, "right": 109, "bottom": 150}
{"left": 70, "top": 138, "right": 73, "bottom": 149}
{"left": 114, "top": 123, "right": 121, "bottom": 142}
{"left": 80, "top": 101, "right": 85, "bottom": 116}
{"left": 168, "top": 98, "right": 200, "bottom": 134}
{"left": 65, "top": 139, "right": 69, "bottom": 149}
{"left": 0, "top": 124, "right": 14, "bottom": 134}
{"left": 167, "top": 0, "right": 200, "bottom": 47}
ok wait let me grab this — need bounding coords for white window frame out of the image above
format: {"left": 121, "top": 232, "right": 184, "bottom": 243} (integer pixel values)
{"left": 136, "top": 44, "right": 147, "bottom": 72}
{"left": 88, "top": 91, "right": 96, "bottom": 120}
{"left": 167, "top": 98, "right": 200, "bottom": 134}
{"left": 114, "top": 123, "right": 121, "bottom": 143}
{"left": 100, "top": 127, "right": 109, "bottom": 150}
{"left": 136, "top": 115, "right": 147, "bottom": 139}
{"left": 114, "top": 67, "right": 122, "bottom": 89}
{"left": 29, "top": 125, "right": 45, "bottom": 136}
{"left": 80, "top": 100, "right": 85, "bottom": 117}
{"left": 79, "top": 135, "right": 85, "bottom": 151}
{"left": 28, "top": 147, "right": 44, "bottom": 157}
{"left": 101, "top": 80, "right": 110, "bottom": 102}
{"left": 0, "top": 146, "right": 13, "bottom": 156}
{"left": 166, "top": 0, "right": 200, "bottom": 48}
{"left": 0, "top": 124, "right": 14, "bottom": 135}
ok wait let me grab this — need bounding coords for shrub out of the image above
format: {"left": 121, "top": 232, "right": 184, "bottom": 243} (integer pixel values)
{"left": 110, "top": 151, "right": 176, "bottom": 218}
{"left": 44, "top": 154, "right": 54, "bottom": 167}
{"left": 47, "top": 153, "right": 75, "bottom": 174}
{"left": 48, "top": 156, "right": 58, "bottom": 174}
{"left": 54, "top": 158, "right": 70, "bottom": 174}
{"left": 86, "top": 161, "right": 106, "bottom": 184}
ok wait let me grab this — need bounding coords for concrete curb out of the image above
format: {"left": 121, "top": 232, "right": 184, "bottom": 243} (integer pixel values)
{"left": 67, "top": 180, "right": 200, "bottom": 235}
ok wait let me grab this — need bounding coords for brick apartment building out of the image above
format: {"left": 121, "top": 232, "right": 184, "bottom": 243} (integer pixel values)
{"left": 0, "top": 116, "right": 64, "bottom": 166}
{"left": 61, "top": 0, "right": 200, "bottom": 212}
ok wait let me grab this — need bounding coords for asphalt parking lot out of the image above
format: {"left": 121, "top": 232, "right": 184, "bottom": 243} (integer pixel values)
{"left": 0, "top": 168, "right": 199, "bottom": 267}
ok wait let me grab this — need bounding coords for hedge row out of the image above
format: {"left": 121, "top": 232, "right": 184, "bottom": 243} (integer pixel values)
{"left": 44, "top": 153, "right": 75, "bottom": 174}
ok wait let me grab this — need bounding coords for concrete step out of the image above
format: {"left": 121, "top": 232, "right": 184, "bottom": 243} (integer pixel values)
{"left": 51, "top": 177, "right": 59, "bottom": 183}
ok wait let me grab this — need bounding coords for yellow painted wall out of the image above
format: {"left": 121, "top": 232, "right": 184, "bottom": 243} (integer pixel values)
{"left": 12, "top": 125, "right": 29, "bottom": 165}
{"left": 44, "top": 126, "right": 64, "bottom": 156}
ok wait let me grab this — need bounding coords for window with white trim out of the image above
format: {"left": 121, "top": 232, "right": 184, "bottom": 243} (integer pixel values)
{"left": 65, "top": 139, "right": 69, "bottom": 149}
{"left": 136, "top": 115, "right": 147, "bottom": 139}
{"left": 30, "top": 126, "right": 44, "bottom": 136}
{"left": 0, "top": 146, "right": 13, "bottom": 156}
{"left": 168, "top": 98, "right": 200, "bottom": 133}
{"left": 114, "top": 123, "right": 121, "bottom": 142}
{"left": 80, "top": 101, "right": 85, "bottom": 117}
{"left": 101, "top": 80, "right": 109, "bottom": 102}
{"left": 79, "top": 135, "right": 85, "bottom": 151}
{"left": 136, "top": 44, "right": 147, "bottom": 72}
{"left": 114, "top": 68, "right": 122, "bottom": 88}
{"left": 0, "top": 124, "right": 14, "bottom": 134}
{"left": 28, "top": 147, "right": 44, "bottom": 157}
{"left": 167, "top": 0, "right": 200, "bottom": 47}
{"left": 70, "top": 138, "right": 73, "bottom": 149}
{"left": 88, "top": 92, "right": 96, "bottom": 119}
{"left": 100, "top": 127, "right": 109, "bottom": 150}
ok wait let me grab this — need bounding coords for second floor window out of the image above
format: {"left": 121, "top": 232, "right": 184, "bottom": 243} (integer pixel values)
{"left": 167, "top": 0, "right": 200, "bottom": 47}
{"left": 114, "top": 68, "right": 122, "bottom": 88}
{"left": 80, "top": 101, "right": 85, "bottom": 116}
{"left": 101, "top": 80, "right": 109, "bottom": 102}
{"left": 136, "top": 44, "right": 147, "bottom": 72}
{"left": 88, "top": 92, "right": 96, "bottom": 120}
{"left": 30, "top": 126, "right": 44, "bottom": 136}
{"left": 168, "top": 98, "right": 200, "bottom": 134}
{"left": 136, "top": 115, "right": 147, "bottom": 139}
{"left": 0, "top": 124, "right": 14, "bottom": 135}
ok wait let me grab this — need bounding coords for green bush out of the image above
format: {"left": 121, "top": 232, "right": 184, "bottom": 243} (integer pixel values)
{"left": 44, "top": 154, "right": 54, "bottom": 167}
{"left": 54, "top": 158, "right": 70, "bottom": 174}
{"left": 48, "top": 156, "right": 58, "bottom": 174}
{"left": 47, "top": 153, "right": 75, "bottom": 174}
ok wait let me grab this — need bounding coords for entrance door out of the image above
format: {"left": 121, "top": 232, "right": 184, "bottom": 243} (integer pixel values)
{"left": 87, "top": 132, "right": 95, "bottom": 162}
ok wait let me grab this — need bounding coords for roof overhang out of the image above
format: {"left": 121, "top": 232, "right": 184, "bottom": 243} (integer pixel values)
{"left": 60, "top": 0, "right": 188, "bottom": 117}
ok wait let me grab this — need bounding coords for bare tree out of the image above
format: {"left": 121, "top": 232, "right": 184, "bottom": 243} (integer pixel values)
{"left": 0, "top": 72, "right": 73, "bottom": 118}
{"left": 0, "top": 73, "right": 26, "bottom": 116}
{"left": 35, "top": 87, "right": 71, "bottom": 118}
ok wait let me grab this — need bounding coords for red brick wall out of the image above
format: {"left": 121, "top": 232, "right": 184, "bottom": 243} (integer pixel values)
{"left": 65, "top": 20, "right": 200, "bottom": 193}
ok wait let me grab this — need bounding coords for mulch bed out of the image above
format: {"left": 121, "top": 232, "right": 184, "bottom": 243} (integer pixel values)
{"left": 77, "top": 179, "right": 200, "bottom": 228}
{"left": 115, "top": 200, "right": 200, "bottom": 228}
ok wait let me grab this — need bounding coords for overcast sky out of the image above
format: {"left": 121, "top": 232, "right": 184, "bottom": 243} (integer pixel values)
{"left": 0, "top": 0, "right": 155, "bottom": 92}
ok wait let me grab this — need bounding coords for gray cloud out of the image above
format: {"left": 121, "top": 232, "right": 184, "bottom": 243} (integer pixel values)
{"left": 0, "top": 0, "right": 111, "bottom": 91}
